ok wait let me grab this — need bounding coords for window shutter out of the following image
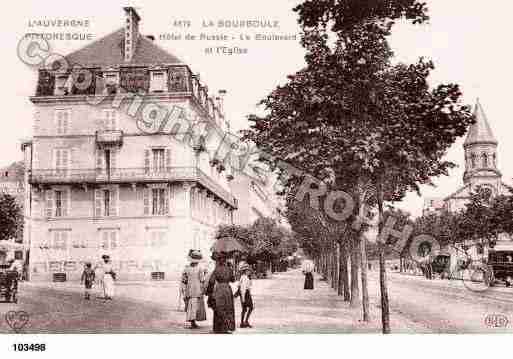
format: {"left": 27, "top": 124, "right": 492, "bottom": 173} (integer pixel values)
{"left": 94, "top": 189, "right": 103, "bottom": 217}
{"left": 110, "top": 231, "right": 117, "bottom": 249}
{"left": 101, "top": 231, "right": 109, "bottom": 249}
{"left": 164, "top": 188, "right": 170, "bottom": 215}
{"left": 63, "top": 110, "right": 69, "bottom": 134}
{"left": 144, "top": 149, "right": 151, "bottom": 173}
{"left": 69, "top": 148, "right": 75, "bottom": 171}
{"left": 62, "top": 231, "right": 69, "bottom": 250}
{"left": 96, "top": 149, "right": 104, "bottom": 174}
{"left": 143, "top": 187, "right": 150, "bottom": 215}
{"left": 109, "top": 148, "right": 117, "bottom": 174}
{"left": 165, "top": 148, "right": 171, "bottom": 171}
{"left": 109, "top": 188, "right": 117, "bottom": 216}
{"left": 61, "top": 189, "right": 69, "bottom": 217}
{"left": 62, "top": 149, "right": 69, "bottom": 175}
{"left": 45, "top": 190, "right": 54, "bottom": 217}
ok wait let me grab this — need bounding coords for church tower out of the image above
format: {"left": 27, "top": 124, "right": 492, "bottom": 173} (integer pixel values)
{"left": 462, "top": 99, "right": 502, "bottom": 195}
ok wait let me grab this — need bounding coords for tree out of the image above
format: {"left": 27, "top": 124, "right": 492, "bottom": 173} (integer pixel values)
{"left": 244, "top": 0, "right": 474, "bottom": 333}
{"left": 0, "top": 194, "right": 23, "bottom": 242}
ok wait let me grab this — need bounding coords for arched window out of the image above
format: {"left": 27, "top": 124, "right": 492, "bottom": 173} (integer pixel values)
{"left": 492, "top": 153, "right": 497, "bottom": 167}
{"left": 470, "top": 153, "right": 476, "bottom": 168}
{"left": 482, "top": 153, "right": 488, "bottom": 167}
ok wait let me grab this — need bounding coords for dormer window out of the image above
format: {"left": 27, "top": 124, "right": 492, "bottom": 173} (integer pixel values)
{"left": 103, "top": 72, "right": 119, "bottom": 95}
{"left": 150, "top": 71, "right": 167, "bottom": 93}
{"left": 54, "top": 74, "right": 70, "bottom": 96}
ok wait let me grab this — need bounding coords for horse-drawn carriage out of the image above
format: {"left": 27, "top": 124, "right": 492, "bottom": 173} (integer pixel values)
{"left": 0, "top": 265, "right": 18, "bottom": 303}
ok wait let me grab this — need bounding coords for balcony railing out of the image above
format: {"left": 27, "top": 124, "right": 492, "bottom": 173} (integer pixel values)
{"left": 96, "top": 130, "right": 123, "bottom": 146}
{"left": 29, "top": 167, "right": 237, "bottom": 208}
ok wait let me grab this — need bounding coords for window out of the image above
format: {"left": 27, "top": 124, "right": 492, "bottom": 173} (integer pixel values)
{"left": 147, "top": 230, "right": 167, "bottom": 247}
{"left": 143, "top": 187, "right": 169, "bottom": 216}
{"left": 153, "top": 149, "right": 165, "bottom": 172}
{"left": 144, "top": 148, "right": 171, "bottom": 173}
{"left": 150, "top": 71, "right": 167, "bottom": 92}
{"left": 103, "top": 109, "right": 118, "bottom": 130}
{"left": 55, "top": 109, "right": 71, "bottom": 135}
{"left": 482, "top": 153, "right": 488, "bottom": 167}
{"left": 54, "top": 148, "right": 70, "bottom": 175}
{"left": 94, "top": 188, "right": 118, "bottom": 217}
{"left": 100, "top": 230, "right": 118, "bottom": 250}
{"left": 470, "top": 153, "right": 476, "bottom": 168}
{"left": 45, "top": 189, "right": 69, "bottom": 218}
{"left": 51, "top": 230, "right": 69, "bottom": 250}
{"left": 104, "top": 73, "right": 119, "bottom": 95}
{"left": 152, "top": 188, "right": 166, "bottom": 215}
{"left": 54, "top": 75, "right": 70, "bottom": 95}
{"left": 96, "top": 148, "right": 117, "bottom": 175}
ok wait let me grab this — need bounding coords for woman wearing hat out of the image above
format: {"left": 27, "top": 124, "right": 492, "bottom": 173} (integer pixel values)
{"left": 206, "top": 253, "right": 236, "bottom": 333}
{"left": 302, "top": 259, "right": 315, "bottom": 290}
{"left": 181, "top": 250, "right": 207, "bottom": 329}
{"left": 100, "top": 255, "right": 116, "bottom": 300}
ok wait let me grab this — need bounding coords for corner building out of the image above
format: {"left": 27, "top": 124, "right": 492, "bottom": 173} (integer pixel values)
{"left": 23, "top": 8, "right": 238, "bottom": 281}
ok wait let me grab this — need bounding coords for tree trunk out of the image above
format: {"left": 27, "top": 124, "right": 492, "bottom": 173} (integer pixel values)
{"left": 331, "top": 248, "right": 337, "bottom": 289}
{"left": 356, "top": 186, "right": 370, "bottom": 322}
{"left": 376, "top": 176, "right": 391, "bottom": 334}
{"left": 350, "top": 238, "right": 360, "bottom": 308}
{"left": 360, "top": 232, "right": 370, "bottom": 322}
{"left": 338, "top": 241, "right": 350, "bottom": 300}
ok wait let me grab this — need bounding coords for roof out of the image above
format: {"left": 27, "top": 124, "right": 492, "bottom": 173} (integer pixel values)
{"left": 464, "top": 100, "right": 497, "bottom": 146}
{"left": 63, "top": 28, "right": 183, "bottom": 68}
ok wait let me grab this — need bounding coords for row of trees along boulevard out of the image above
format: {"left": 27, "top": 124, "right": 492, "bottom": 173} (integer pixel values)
{"left": 242, "top": 0, "right": 474, "bottom": 333}
{"left": 214, "top": 217, "right": 297, "bottom": 277}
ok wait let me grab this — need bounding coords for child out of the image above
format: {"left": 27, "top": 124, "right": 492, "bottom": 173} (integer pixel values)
{"left": 239, "top": 264, "right": 254, "bottom": 328}
{"left": 81, "top": 263, "right": 95, "bottom": 300}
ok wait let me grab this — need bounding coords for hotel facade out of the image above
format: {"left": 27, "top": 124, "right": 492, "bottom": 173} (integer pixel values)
{"left": 22, "top": 8, "right": 242, "bottom": 281}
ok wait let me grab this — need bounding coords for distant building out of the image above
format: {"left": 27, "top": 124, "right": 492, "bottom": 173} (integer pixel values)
{"left": 422, "top": 197, "right": 445, "bottom": 216}
{"left": 0, "top": 161, "right": 25, "bottom": 206}
{"left": 439, "top": 100, "right": 511, "bottom": 262}
{"left": 230, "top": 164, "right": 285, "bottom": 226}
{"left": 443, "top": 100, "right": 510, "bottom": 212}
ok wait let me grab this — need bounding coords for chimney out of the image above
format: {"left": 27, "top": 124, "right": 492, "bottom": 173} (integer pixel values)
{"left": 123, "top": 7, "right": 141, "bottom": 62}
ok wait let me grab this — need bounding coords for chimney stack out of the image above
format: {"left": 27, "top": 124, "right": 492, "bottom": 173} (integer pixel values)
{"left": 123, "top": 7, "right": 141, "bottom": 62}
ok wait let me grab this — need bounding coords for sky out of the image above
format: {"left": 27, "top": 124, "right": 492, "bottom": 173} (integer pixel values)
{"left": 2, "top": 0, "right": 512, "bottom": 217}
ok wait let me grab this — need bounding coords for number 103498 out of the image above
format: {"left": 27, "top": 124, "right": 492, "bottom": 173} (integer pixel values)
{"left": 12, "top": 343, "right": 46, "bottom": 352}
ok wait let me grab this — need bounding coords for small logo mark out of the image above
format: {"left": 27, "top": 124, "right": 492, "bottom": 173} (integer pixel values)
{"left": 5, "top": 311, "right": 29, "bottom": 333}
{"left": 484, "top": 313, "right": 509, "bottom": 328}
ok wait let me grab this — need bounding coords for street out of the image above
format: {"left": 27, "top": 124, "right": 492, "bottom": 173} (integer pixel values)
{"left": 0, "top": 269, "right": 512, "bottom": 334}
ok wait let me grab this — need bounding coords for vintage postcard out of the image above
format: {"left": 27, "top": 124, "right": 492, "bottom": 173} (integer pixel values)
{"left": 0, "top": 0, "right": 512, "bottom": 354}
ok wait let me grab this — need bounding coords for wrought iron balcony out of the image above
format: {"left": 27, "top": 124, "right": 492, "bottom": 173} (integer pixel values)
{"left": 96, "top": 130, "right": 123, "bottom": 146}
{"left": 28, "top": 167, "right": 237, "bottom": 208}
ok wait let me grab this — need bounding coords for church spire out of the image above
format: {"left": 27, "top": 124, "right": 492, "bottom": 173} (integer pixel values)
{"left": 463, "top": 99, "right": 498, "bottom": 147}
{"left": 462, "top": 99, "right": 501, "bottom": 187}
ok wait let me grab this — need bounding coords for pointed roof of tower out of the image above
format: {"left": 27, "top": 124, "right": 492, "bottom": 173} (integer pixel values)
{"left": 464, "top": 99, "right": 497, "bottom": 147}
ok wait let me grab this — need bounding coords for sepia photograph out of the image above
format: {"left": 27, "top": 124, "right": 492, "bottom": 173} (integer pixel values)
{"left": 0, "top": 0, "right": 512, "bottom": 356}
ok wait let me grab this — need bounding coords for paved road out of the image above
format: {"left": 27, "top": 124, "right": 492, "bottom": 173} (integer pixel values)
{"left": 0, "top": 269, "right": 511, "bottom": 333}
{"left": 366, "top": 270, "right": 513, "bottom": 333}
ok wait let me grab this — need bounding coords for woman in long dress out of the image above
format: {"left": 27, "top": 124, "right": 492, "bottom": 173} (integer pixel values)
{"left": 206, "top": 254, "right": 236, "bottom": 334}
{"left": 181, "top": 250, "right": 207, "bottom": 329}
{"left": 101, "top": 255, "right": 116, "bottom": 300}
{"left": 302, "top": 259, "right": 314, "bottom": 290}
